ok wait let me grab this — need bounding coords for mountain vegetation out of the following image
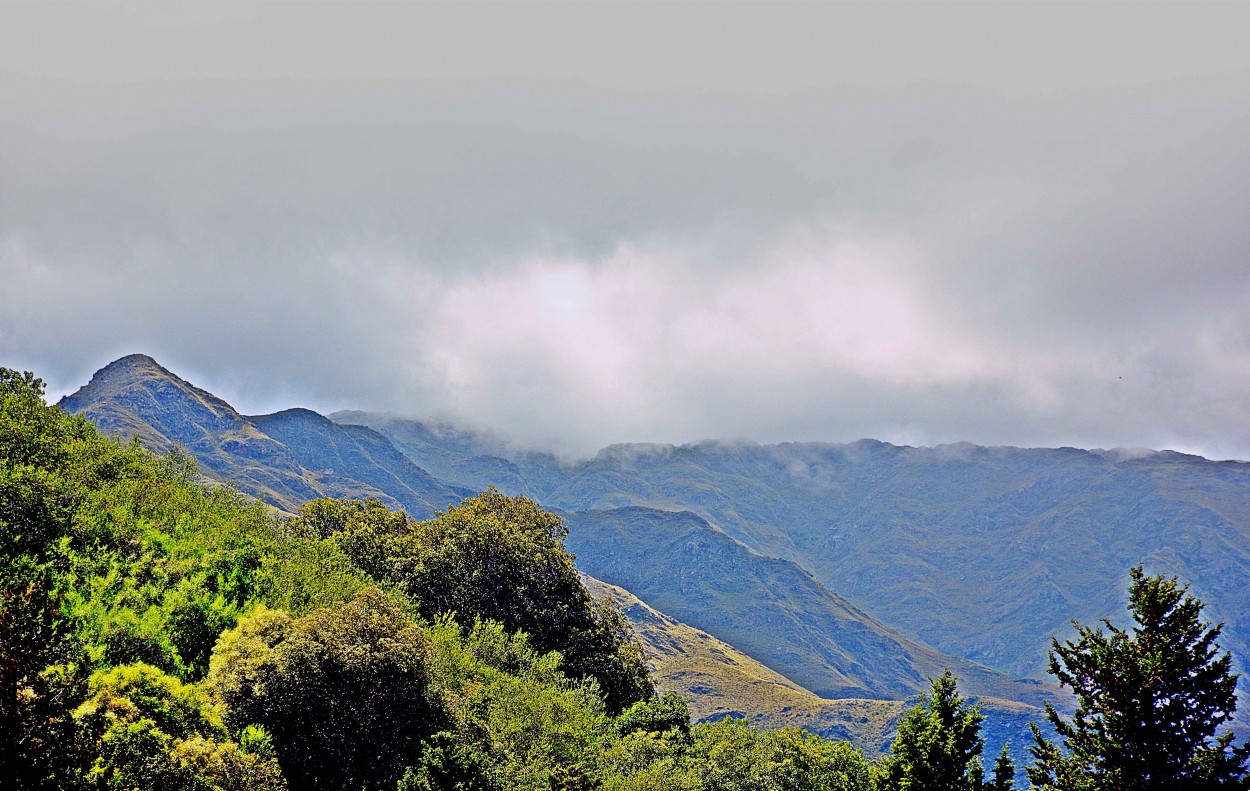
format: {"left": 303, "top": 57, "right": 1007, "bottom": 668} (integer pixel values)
{"left": 4, "top": 366, "right": 877, "bottom": 789}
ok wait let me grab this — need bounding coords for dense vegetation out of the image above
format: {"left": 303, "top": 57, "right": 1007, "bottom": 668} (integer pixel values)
{"left": 6, "top": 366, "right": 1248, "bottom": 789}
{"left": 1, "top": 369, "right": 872, "bottom": 789}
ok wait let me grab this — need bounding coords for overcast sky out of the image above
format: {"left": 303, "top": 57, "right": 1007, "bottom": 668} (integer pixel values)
{"left": 3, "top": 2, "right": 1249, "bottom": 458}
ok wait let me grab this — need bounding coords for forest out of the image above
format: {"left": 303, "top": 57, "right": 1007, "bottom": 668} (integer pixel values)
{"left": 2, "top": 366, "right": 1247, "bottom": 790}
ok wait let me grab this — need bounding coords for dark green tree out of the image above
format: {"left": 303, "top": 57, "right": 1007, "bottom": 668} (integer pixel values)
{"left": 875, "top": 671, "right": 1009, "bottom": 791}
{"left": 206, "top": 589, "right": 446, "bottom": 791}
{"left": 987, "top": 744, "right": 1015, "bottom": 791}
{"left": 1028, "top": 565, "right": 1250, "bottom": 790}
{"left": 318, "top": 489, "right": 654, "bottom": 713}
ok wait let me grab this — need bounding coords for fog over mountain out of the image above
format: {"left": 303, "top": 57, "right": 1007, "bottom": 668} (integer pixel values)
{"left": 3, "top": 3, "right": 1250, "bottom": 458}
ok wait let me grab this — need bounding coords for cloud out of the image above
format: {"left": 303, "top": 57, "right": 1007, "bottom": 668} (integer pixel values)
{"left": 2, "top": 3, "right": 1249, "bottom": 459}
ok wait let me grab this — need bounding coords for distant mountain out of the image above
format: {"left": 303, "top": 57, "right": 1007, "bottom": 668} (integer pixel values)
{"left": 565, "top": 506, "right": 1048, "bottom": 707}
{"left": 337, "top": 411, "right": 1250, "bottom": 692}
{"left": 58, "top": 355, "right": 464, "bottom": 518}
{"left": 586, "top": 573, "right": 1048, "bottom": 771}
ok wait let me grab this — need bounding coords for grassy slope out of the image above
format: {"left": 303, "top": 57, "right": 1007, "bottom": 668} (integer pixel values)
{"left": 583, "top": 575, "right": 904, "bottom": 749}
{"left": 584, "top": 575, "right": 1048, "bottom": 772}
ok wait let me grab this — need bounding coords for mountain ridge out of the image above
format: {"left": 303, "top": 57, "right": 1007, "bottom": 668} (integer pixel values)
{"left": 335, "top": 409, "right": 1250, "bottom": 696}
{"left": 58, "top": 355, "right": 463, "bottom": 518}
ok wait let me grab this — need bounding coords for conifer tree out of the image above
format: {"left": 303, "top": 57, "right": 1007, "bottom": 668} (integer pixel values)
{"left": 875, "top": 670, "right": 1005, "bottom": 790}
{"left": 1028, "top": 565, "right": 1250, "bottom": 790}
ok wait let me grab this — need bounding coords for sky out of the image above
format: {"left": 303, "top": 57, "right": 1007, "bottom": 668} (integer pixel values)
{"left": 2, "top": 2, "right": 1250, "bottom": 459}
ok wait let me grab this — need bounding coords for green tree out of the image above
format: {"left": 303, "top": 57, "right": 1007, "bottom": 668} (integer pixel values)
{"left": 874, "top": 671, "right": 1007, "bottom": 791}
{"left": 1028, "top": 565, "right": 1249, "bottom": 790}
{"left": 614, "top": 692, "right": 691, "bottom": 739}
{"left": 687, "top": 718, "right": 872, "bottom": 791}
{"left": 206, "top": 589, "right": 445, "bottom": 791}
{"left": 72, "top": 662, "right": 285, "bottom": 790}
{"left": 319, "top": 489, "right": 654, "bottom": 713}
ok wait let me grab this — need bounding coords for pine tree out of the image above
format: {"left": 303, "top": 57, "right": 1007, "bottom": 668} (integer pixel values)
{"left": 875, "top": 671, "right": 1007, "bottom": 790}
{"left": 987, "top": 744, "right": 1015, "bottom": 791}
{"left": 1028, "top": 565, "right": 1250, "bottom": 790}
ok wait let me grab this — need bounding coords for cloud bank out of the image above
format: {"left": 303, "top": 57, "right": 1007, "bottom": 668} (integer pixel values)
{"left": 2, "top": 3, "right": 1249, "bottom": 458}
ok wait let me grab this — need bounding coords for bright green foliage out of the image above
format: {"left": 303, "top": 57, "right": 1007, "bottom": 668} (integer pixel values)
{"left": 71, "top": 662, "right": 284, "bottom": 790}
{"left": 206, "top": 589, "right": 444, "bottom": 790}
{"left": 692, "top": 718, "right": 872, "bottom": 791}
{"left": 316, "top": 489, "right": 654, "bottom": 713}
{"left": 600, "top": 717, "right": 872, "bottom": 791}
{"left": 874, "top": 671, "right": 999, "bottom": 791}
{"left": 436, "top": 618, "right": 613, "bottom": 789}
{"left": 615, "top": 691, "right": 691, "bottom": 738}
{"left": 1028, "top": 566, "right": 1250, "bottom": 790}
{"left": 75, "top": 663, "right": 225, "bottom": 739}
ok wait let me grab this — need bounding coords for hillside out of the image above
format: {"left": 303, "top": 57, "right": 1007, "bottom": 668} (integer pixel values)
{"left": 337, "top": 411, "right": 1250, "bottom": 691}
{"left": 565, "top": 506, "right": 1048, "bottom": 706}
{"left": 583, "top": 575, "right": 904, "bottom": 751}
{"left": 16, "top": 367, "right": 898, "bottom": 790}
{"left": 59, "top": 355, "right": 463, "bottom": 518}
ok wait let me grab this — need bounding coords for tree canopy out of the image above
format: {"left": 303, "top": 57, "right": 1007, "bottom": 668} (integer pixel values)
{"left": 305, "top": 489, "right": 654, "bottom": 713}
{"left": 1028, "top": 565, "right": 1250, "bottom": 790}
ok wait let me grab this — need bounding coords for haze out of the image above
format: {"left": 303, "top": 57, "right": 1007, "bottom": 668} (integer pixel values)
{"left": 3, "top": 2, "right": 1249, "bottom": 458}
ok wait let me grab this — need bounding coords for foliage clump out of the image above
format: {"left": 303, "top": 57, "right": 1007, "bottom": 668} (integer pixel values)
{"left": 299, "top": 489, "right": 655, "bottom": 714}
{"left": 207, "top": 590, "right": 443, "bottom": 790}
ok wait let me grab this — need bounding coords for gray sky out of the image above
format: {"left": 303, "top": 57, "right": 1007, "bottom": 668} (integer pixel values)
{"left": 3, "top": 2, "right": 1250, "bottom": 458}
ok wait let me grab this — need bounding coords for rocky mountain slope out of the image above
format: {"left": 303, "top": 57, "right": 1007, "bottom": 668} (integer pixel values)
{"left": 59, "top": 355, "right": 463, "bottom": 518}
{"left": 566, "top": 506, "right": 1047, "bottom": 706}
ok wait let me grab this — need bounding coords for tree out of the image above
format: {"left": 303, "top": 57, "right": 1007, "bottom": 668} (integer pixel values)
{"left": 874, "top": 671, "right": 1010, "bottom": 791}
{"left": 689, "top": 718, "right": 872, "bottom": 791}
{"left": 1028, "top": 565, "right": 1250, "bottom": 790}
{"left": 72, "top": 662, "right": 285, "bottom": 790}
{"left": 319, "top": 489, "right": 654, "bottom": 713}
{"left": 206, "top": 589, "right": 446, "bottom": 791}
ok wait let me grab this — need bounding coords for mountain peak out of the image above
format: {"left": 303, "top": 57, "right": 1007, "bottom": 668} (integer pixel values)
{"left": 78, "top": 353, "right": 170, "bottom": 386}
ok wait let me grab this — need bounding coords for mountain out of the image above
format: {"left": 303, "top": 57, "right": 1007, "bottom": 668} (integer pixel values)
{"left": 58, "top": 355, "right": 464, "bottom": 518}
{"left": 565, "top": 506, "right": 1048, "bottom": 707}
{"left": 62, "top": 358, "right": 1054, "bottom": 714}
{"left": 336, "top": 412, "right": 1250, "bottom": 691}
{"left": 585, "top": 574, "right": 1048, "bottom": 772}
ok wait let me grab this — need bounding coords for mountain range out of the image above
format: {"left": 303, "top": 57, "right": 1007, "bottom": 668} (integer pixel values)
{"left": 58, "top": 353, "right": 1250, "bottom": 760}
{"left": 334, "top": 410, "right": 1250, "bottom": 690}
